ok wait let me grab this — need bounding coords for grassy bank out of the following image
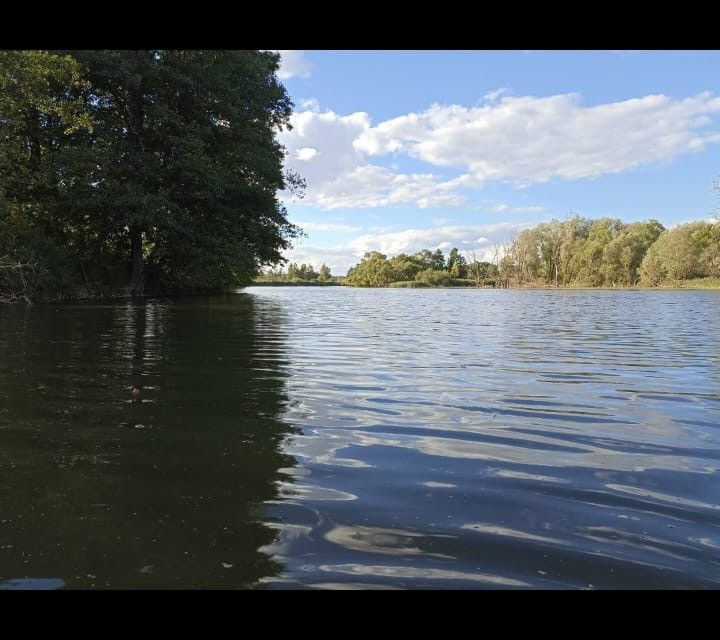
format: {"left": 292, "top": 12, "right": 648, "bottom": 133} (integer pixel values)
{"left": 505, "top": 278, "right": 720, "bottom": 290}
{"left": 388, "top": 279, "right": 480, "bottom": 288}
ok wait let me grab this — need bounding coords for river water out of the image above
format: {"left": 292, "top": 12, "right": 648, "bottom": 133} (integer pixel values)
{"left": 1, "top": 287, "right": 719, "bottom": 588}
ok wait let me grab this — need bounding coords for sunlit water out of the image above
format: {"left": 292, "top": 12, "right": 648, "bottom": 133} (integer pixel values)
{"left": 1, "top": 288, "right": 719, "bottom": 589}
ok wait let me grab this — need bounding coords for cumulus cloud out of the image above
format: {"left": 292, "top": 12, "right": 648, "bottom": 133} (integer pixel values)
{"left": 299, "top": 165, "right": 466, "bottom": 210}
{"left": 280, "top": 92, "right": 720, "bottom": 211}
{"left": 276, "top": 50, "right": 313, "bottom": 79}
{"left": 295, "top": 147, "right": 318, "bottom": 161}
{"left": 279, "top": 110, "right": 465, "bottom": 209}
{"left": 354, "top": 92, "right": 720, "bottom": 186}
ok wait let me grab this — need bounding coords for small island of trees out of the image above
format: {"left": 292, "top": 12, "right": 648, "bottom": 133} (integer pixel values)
{"left": 343, "top": 248, "right": 498, "bottom": 287}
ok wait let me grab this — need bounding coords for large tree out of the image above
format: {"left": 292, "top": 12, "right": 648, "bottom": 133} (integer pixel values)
{"left": 53, "top": 50, "right": 300, "bottom": 295}
{"left": 0, "top": 51, "right": 92, "bottom": 301}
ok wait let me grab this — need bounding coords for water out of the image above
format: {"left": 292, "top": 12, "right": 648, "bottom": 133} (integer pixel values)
{"left": 1, "top": 288, "right": 719, "bottom": 589}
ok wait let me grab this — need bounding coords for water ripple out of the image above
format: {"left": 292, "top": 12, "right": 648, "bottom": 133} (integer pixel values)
{"left": 252, "top": 288, "right": 720, "bottom": 588}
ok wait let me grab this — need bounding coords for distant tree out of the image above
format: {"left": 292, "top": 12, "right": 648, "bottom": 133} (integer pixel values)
{"left": 447, "top": 247, "right": 467, "bottom": 278}
{"left": 639, "top": 221, "right": 716, "bottom": 285}
{"left": 318, "top": 263, "right": 332, "bottom": 281}
{"left": 602, "top": 220, "right": 664, "bottom": 285}
{"left": 298, "top": 263, "right": 318, "bottom": 280}
{"left": 345, "top": 252, "right": 394, "bottom": 286}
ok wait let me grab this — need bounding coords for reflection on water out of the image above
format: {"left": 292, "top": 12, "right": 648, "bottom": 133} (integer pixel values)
{"left": 2, "top": 287, "right": 720, "bottom": 588}
{"left": 254, "top": 287, "right": 720, "bottom": 589}
{"left": 0, "top": 295, "right": 297, "bottom": 588}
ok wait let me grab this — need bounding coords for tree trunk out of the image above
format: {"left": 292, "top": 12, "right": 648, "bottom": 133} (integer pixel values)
{"left": 129, "top": 228, "right": 144, "bottom": 297}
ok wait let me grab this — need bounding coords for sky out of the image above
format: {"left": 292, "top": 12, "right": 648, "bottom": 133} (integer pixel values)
{"left": 274, "top": 50, "right": 720, "bottom": 275}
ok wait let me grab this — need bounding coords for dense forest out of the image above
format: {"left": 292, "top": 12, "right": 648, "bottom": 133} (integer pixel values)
{"left": 342, "top": 217, "right": 720, "bottom": 288}
{"left": 0, "top": 50, "right": 301, "bottom": 303}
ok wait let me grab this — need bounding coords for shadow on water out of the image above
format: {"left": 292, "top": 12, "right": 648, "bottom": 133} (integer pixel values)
{"left": 0, "top": 293, "right": 298, "bottom": 588}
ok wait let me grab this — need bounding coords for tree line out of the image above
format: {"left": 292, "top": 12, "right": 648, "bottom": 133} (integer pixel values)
{"left": 342, "top": 215, "right": 720, "bottom": 289}
{"left": 499, "top": 216, "right": 720, "bottom": 287}
{"left": 257, "top": 262, "right": 336, "bottom": 283}
{"left": 0, "top": 50, "right": 301, "bottom": 303}
{"left": 344, "top": 248, "right": 499, "bottom": 287}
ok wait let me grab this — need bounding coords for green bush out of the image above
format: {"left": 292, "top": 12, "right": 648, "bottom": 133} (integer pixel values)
{"left": 0, "top": 218, "right": 76, "bottom": 302}
{"left": 415, "top": 268, "right": 452, "bottom": 286}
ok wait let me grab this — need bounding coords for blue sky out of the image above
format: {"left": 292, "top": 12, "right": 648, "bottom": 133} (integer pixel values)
{"left": 275, "top": 51, "right": 720, "bottom": 274}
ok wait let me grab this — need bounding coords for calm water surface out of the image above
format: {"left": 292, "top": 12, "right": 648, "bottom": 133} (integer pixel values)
{"left": 1, "top": 288, "right": 719, "bottom": 589}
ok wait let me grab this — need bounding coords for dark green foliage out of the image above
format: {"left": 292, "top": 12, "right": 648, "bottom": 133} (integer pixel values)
{"left": 0, "top": 215, "right": 76, "bottom": 302}
{"left": 0, "top": 50, "right": 300, "bottom": 302}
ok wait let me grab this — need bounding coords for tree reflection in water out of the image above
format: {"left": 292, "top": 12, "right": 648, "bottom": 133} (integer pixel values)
{"left": 0, "top": 293, "right": 298, "bottom": 588}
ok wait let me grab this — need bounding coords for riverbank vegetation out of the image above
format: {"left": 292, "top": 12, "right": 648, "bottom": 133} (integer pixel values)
{"left": 344, "top": 248, "right": 499, "bottom": 287}
{"left": 499, "top": 217, "right": 720, "bottom": 288}
{"left": 0, "top": 50, "right": 301, "bottom": 303}
{"left": 341, "top": 216, "right": 719, "bottom": 289}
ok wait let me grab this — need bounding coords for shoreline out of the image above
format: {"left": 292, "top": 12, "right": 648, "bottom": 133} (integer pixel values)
{"left": 3, "top": 283, "right": 719, "bottom": 306}
{"left": 248, "top": 283, "right": 720, "bottom": 291}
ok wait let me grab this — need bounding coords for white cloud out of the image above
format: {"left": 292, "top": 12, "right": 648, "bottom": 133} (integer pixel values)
{"left": 346, "top": 224, "right": 517, "bottom": 256}
{"left": 355, "top": 92, "right": 720, "bottom": 186}
{"left": 300, "top": 165, "right": 466, "bottom": 210}
{"left": 299, "top": 97, "right": 320, "bottom": 112}
{"left": 295, "top": 147, "right": 318, "bottom": 161}
{"left": 482, "top": 88, "right": 510, "bottom": 103}
{"left": 294, "top": 221, "right": 363, "bottom": 233}
{"left": 276, "top": 50, "right": 312, "bottom": 80}
{"left": 280, "top": 91, "right": 720, "bottom": 212}
{"left": 279, "top": 110, "right": 466, "bottom": 209}
{"left": 282, "top": 244, "right": 357, "bottom": 275}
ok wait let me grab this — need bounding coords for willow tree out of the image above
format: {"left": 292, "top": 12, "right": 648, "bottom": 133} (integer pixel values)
{"left": 56, "top": 50, "right": 300, "bottom": 295}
